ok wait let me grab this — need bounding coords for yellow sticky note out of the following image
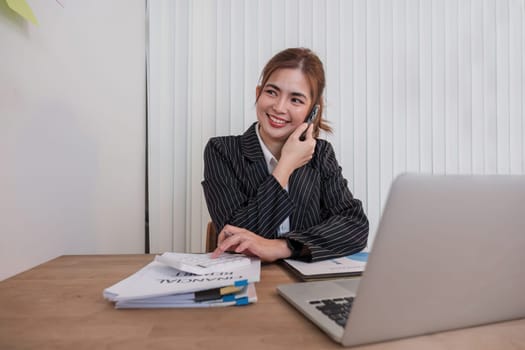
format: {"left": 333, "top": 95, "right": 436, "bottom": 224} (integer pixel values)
{"left": 6, "top": 0, "right": 39, "bottom": 25}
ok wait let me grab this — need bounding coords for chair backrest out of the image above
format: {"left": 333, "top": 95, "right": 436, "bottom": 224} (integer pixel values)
{"left": 205, "top": 221, "right": 217, "bottom": 253}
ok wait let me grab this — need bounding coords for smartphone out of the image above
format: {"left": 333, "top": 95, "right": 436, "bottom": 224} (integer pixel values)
{"left": 299, "top": 104, "right": 320, "bottom": 141}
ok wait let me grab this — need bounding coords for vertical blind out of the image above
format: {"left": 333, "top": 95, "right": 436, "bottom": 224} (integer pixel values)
{"left": 148, "top": 0, "right": 525, "bottom": 253}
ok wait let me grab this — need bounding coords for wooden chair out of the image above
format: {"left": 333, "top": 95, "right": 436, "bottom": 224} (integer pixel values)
{"left": 205, "top": 221, "right": 217, "bottom": 252}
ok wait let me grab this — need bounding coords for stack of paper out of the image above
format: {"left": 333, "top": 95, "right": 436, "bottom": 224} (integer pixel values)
{"left": 282, "top": 252, "right": 368, "bottom": 281}
{"left": 104, "top": 255, "right": 261, "bottom": 308}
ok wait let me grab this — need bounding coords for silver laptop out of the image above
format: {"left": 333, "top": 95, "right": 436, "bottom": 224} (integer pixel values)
{"left": 277, "top": 174, "right": 525, "bottom": 347}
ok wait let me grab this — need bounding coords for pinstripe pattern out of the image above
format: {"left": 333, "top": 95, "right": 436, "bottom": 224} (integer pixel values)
{"left": 202, "top": 123, "right": 369, "bottom": 262}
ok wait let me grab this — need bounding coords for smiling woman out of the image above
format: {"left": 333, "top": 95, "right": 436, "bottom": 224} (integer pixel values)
{"left": 201, "top": 48, "right": 369, "bottom": 263}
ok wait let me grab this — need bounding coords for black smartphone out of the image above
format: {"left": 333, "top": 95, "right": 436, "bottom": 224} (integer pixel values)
{"left": 299, "top": 104, "right": 320, "bottom": 141}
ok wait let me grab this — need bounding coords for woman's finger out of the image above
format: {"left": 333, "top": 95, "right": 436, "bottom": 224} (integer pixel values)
{"left": 235, "top": 239, "right": 253, "bottom": 254}
{"left": 212, "top": 233, "right": 239, "bottom": 257}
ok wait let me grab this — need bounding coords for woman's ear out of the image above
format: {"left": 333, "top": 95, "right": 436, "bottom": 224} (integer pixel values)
{"left": 255, "top": 86, "right": 261, "bottom": 100}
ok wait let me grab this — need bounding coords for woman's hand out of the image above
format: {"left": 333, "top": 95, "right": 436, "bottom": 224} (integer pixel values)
{"left": 273, "top": 123, "right": 316, "bottom": 188}
{"left": 212, "top": 224, "right": 292, "bottom": 262}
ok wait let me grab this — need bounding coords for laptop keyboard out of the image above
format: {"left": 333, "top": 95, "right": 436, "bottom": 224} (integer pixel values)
{"left": 309, "top": 297, "right": 354, "bottom": 328}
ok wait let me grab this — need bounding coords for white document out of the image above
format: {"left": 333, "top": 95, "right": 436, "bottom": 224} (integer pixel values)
{"left": 154, "top": 252, "right": 251, "bottom": 275}
{"left": 103, "top": 256, "right": 261, "bottom": 302}
{"left": 114, "top": 283, "right": 257, "bottom": 308}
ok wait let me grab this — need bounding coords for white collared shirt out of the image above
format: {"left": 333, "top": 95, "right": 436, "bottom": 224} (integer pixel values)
{"left": 255, "top": 123, "right": 290, "bottom": 236}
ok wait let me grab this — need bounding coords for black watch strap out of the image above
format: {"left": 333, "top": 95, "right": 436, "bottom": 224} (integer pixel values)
{"left": 286, "top": 238, "right": 303, "bottom": 259}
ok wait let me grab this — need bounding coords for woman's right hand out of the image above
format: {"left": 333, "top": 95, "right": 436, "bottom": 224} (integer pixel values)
{"left": 273, "top": 123, "right": 316, "bottom": 188}
{"left": 213, "top": 224, "right": 292, "bottom": 262}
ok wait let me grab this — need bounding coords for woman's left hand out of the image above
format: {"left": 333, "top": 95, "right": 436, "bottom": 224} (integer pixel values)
{"left": 212, "top": 224, "right": 291, "bottom": 262}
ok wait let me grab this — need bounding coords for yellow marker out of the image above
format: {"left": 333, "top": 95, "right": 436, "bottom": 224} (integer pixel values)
{"left": 6, "top": 0, "right": 39, "bottom": 25}
{"left": 219, "top": 286, "right": 241, "bottom": 295}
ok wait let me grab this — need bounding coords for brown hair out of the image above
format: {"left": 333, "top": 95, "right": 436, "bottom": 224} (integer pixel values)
{"left": 256, "top": 47, "right": 332, "bottom": 137}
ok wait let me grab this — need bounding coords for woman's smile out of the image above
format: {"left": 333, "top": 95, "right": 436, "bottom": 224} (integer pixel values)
{"left": 266, "top": 113, "right": 289, "bottom": 127}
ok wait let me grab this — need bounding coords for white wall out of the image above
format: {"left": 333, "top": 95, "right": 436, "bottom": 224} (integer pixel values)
{"left": 0, "top": 0, "right": 146, "bottom": 280}
{"left": 148, "top": 0, "right": 525, "bottom": 253}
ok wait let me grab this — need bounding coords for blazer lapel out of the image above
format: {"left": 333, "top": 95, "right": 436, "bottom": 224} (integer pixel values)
{"left": 241, "top": 123, "right": 269, "bottom": 193}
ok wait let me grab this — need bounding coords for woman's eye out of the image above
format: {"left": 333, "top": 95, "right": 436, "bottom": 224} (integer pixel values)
{"left": 265, "top": 89, "right": 277, "bottom": 96}
{"left": 291, "top": 98, "right": 305, "bottom": 104}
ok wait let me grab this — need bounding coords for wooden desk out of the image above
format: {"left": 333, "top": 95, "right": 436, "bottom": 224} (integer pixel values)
{"left": 1, "top": 255, "right": 524, "bottom": 350}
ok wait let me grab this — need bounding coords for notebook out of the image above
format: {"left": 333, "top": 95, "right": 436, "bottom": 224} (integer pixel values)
{"left": 281, "top": 252, "right": 367, "bottom": 281}
{"left": 277, "top": 174, "right": 525, "bottom": 347}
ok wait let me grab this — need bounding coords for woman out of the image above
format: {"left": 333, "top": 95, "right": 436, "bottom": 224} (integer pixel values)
{"left": 202, "top": 47, "right": 368, "bottom": 262}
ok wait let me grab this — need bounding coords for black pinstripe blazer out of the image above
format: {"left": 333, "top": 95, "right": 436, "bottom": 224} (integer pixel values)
{"left": 201, "top": 122, "right": 369, "bottom": 262}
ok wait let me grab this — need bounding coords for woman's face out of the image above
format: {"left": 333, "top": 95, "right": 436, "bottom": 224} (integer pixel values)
{"left": 256, "top": 68, "right": 312, "bottom": 145}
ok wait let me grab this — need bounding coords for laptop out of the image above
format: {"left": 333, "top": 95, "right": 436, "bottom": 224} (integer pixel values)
{"left": 277, "top": 174, "right": 525, "bottom": 347}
